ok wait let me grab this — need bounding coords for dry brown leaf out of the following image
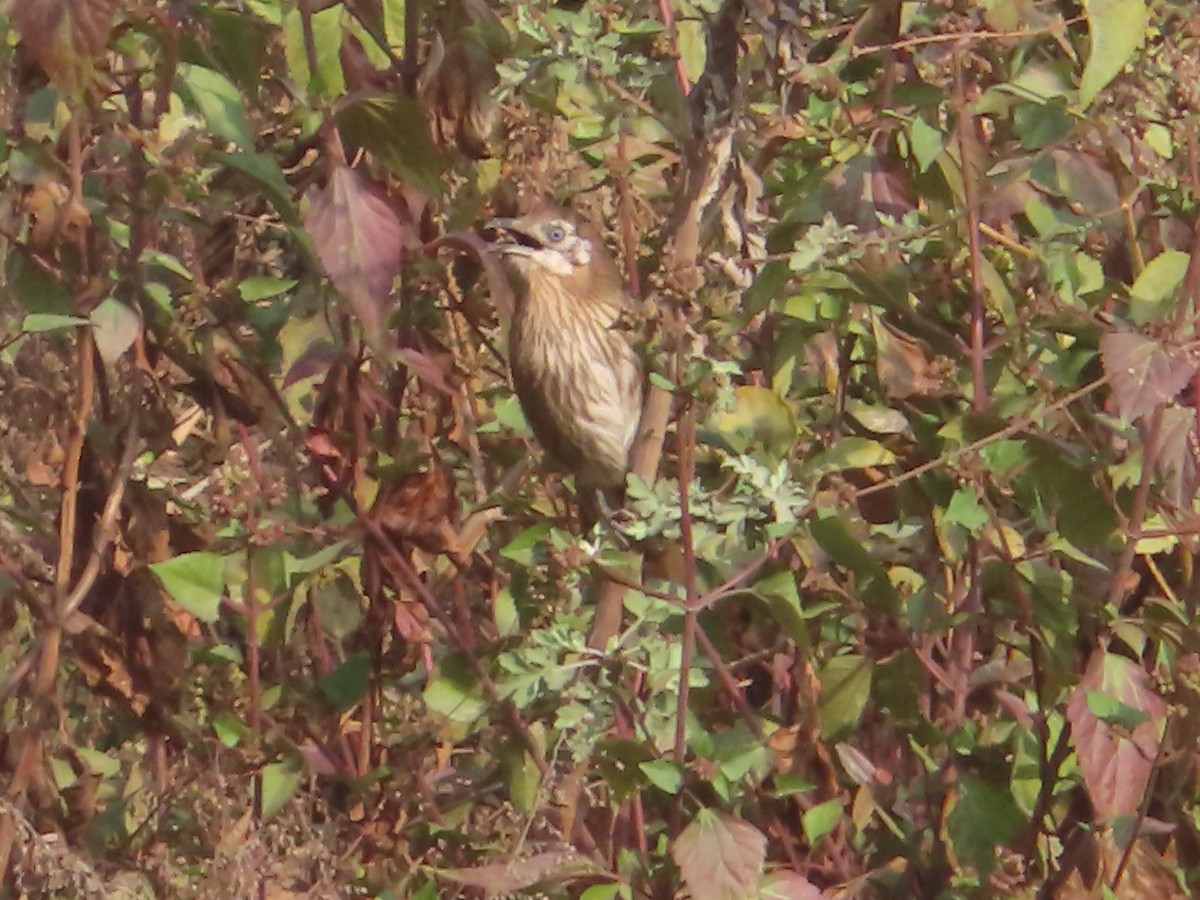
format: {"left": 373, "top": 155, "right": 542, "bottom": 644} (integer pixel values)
{"left": 436, "top": 848, "right": 601, "bottom": 893}
{"left": 674, "top": 810, "right": 767, "bottom": 900}
{"left": 872, "top": 316, "right": 942, "bottom": 399}
{"left": 12, "top": 0, "right": 117, "bottom": 93}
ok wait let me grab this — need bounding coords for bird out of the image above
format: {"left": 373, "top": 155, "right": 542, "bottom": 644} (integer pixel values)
{"left": 485, "top": 201, "right": 643, "bottom": 529}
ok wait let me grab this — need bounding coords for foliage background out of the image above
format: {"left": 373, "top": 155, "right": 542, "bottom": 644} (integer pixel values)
{"left": 2, "top": 0, "right": 1199, "bottom": 897}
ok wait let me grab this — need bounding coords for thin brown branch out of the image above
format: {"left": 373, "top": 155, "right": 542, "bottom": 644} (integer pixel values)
{"left": 55, "top": 418, "right": 142, "bottom": 622}
{"left": 1104, "top": 407, "right": 1164, "bottom": 610}
{"left": 656, "top": 0, "right": 690, "bottom": 96}
{"left": 586, "top": 161, "right": 674, "bottom": 651}
{"left": 954, "top": 54, "right": 987, "bottom": 413}
{"left": 852, "top": 375, "right": 1109, "bottom": 502}
{"left": 848, "top": 17, "right": 1086, "bottom": 58}
{"left": 694, "top": 628, "right": 762, "bottom": 740}
{"left": 673, "top": 398, "right": 700, "bottom": 768}
{"left": 360, "top": 515, "right": 605, "bottom": 860}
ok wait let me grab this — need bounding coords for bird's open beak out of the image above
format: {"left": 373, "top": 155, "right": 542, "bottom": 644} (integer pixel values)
{"left": 484, "top": 217, "right": 541, "bottom": 253}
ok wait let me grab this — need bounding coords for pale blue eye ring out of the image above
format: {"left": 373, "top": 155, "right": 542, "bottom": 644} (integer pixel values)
{"left": 545, "top": 224, "right": 566, "bottom": 243}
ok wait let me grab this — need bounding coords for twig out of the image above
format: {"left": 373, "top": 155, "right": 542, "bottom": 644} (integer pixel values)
{"left": 954, "top": 54, "right": 987, "bottom": 413}
{"left": 586, "top": 158, "right": 673, "bottom": 650}
{"left": 1103, "top": 408, "right": 1165, "bottom": 610}
{"left": 852, "top": 375, "right": 1109, "bottom": 501}
{"left": 848, "top": 18, "right": 1086, "bottom": 59}
{"left": 358, "top": 515, "right": 606, "bottom": 860}
{"left": 695, "top": 628, "right": 762, "bottom": 739}
{"left": 55, "top": 419, "right": 142, "bottom": 623}
{"left": 673, "top": 399, "right": 700, "bottom": 772}
{"left": 656, "top": 0, "right": 690, "bottom": 96}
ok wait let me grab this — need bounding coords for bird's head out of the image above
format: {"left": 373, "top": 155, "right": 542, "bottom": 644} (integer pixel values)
{"left": 484, "top": 200, "right": 627, "bottom": 313}
{"left": 485, "top": 203, "right": 600, "bottom": 278}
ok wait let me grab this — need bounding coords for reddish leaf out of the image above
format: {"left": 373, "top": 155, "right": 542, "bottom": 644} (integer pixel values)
{"left": 674, "top": 810, "right": 767, "bottom": 900}
{"left": 12, "top": 0, "right": 117, "bottom": 94}
{"left": 436, "top": 849, "right": 599, "bottom": 893}
{"left": 297, "top": 740, "right": 343, "bottom": 777}
{"left": 1151, "top": 406, "right": 1200, "bottom": 506}
{"left": 390, "top": 599, "right": 429, "bottom": 644}
{"left": 304, "top": 166, "right": 406, "bottom": 348}
{"left": 824, "top": 154, "right": 914, "bottom": 230}
{"left": 395, "top": 347, "right": 454, "bottom": 396}
{"left": 1066, "top": 652, "right": 1166, "bottom": 823}
{"left": 304, "top": 430, "right": 340, "bottom": 459}
{"left": 760, "top": 870, "right": 833, "bottom": 900}
{"left": 1100, "top": 330, "right": 1196, "bottom": 424}
{"left": 283, "top": 340, "right": 342, "bottom": 388}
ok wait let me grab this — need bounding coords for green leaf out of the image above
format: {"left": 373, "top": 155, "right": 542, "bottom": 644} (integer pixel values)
{"left": 580, "top": 886, "right": 623, "bottom": 900}
{"left": 804, "top": 437, "right": 896, "bottom": 476}
{"left": 500, "top": 524, "right": 552, "bottom": 566}
{"left": 336, "top": 95, "right": 445, "bottom": 195}
{"left": 1013, "top": 99, "right": 1072, "bottom": 150}
{"left": 138, "top": 248, "right": 193, "bottom": 281}
{"left": 424, "top": 666, "right": 487, "bottom": 725}
{"left": 48, "top": 757, "right": 75, "bottom": 790}
{"left": 909, "top": 116, "right": 943, "bottom": 172}
{"left": 213, "top": 714, "right": 250, "bottom": 748}
{"left": 282, "top": 540, "right": 350, "bottom": 584}
{"left": 75, "top": 747, "right": 121, "bottom": 778}
{"left": 639, "top": 759, "right": 683, "bottom": 794}
{"left": 9, "top": 248, "right": 72, "bottom": 314}
{"left": 1079, "top": 0, "right": 1147, "bottom": 107}
{"left": 207, "top": 8, "right": 270, "bottom": 95}
{"left": 282, "top": 5, "right": 345, "bottom": 98}
{"left": 310, "top": 573, "right": 364, "bottom": 640}
{"left": 493, "top": 586, "right": 520, "bottom": 638}
{"left": 1129, "top": 249, "right": 1188, "bottom": 323}
{"left": 845, "top": 400, "right": 910, "bottom": 435}
{"left": 809, "top": 515, "right": 900, "bottom": 612}
{"left": 150, "top": 552, "right": 228, "bottom": 623}
{"left": 238, "top": 276, "right": 298, "bottom": 302}
{"left": 943, "top": 488, "right": 988, "bottom": 532}
{"left": 502, "top": 747, "right": 540, "bottom": 813}
{"left": 220, "top": 152, "right": 299, "bottom": 226}
{"left": 319, "top": 651, "right": 372, "bottom": 709}
{"left": 754, "top": 570, "right": 810, "bottom": 643}
{"left": 818, "top": 654, "right": 873, "bottom": 739}
{"left": 176, "top": 63, "right": 255, "bottom": 150}
{"left": 1085, "top": 689, "right": 1150, "bottom": 729}
{"left": 260, "top": 758, "right": 303, "bottom": 820}
{"left": 801, "top": 798, "right": 844, "bottom": 844}
{"left": 945, "top": 775, "right": 1024, "bottom": 873}
{"left": 22, "top": 313, "right": 88, "bottom": 332}
{"left": 770, "top": 774, "right": 816, "bottom": 798}
{"left": 705, "top": 385, "right": 798, "bottom": 457}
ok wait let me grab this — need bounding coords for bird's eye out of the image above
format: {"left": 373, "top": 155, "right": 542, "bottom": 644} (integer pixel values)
{"left": 544, "top": 224, "right": 567, "bottom": 243}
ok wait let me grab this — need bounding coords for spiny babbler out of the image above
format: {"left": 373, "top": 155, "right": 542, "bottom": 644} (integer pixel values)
{"left": 486, "top": 201, "right": 643, "bottom": 528}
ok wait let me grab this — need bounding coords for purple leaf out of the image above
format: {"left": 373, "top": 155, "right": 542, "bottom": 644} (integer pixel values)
{"left": 1066, "top": 652, "right": 1166, "bottom": 823}
{"left": 304, "top": 165, "right": 406, "bottom": 348}
{"left": 1100, "top": 330, "right": 1196, "bottom": 424}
